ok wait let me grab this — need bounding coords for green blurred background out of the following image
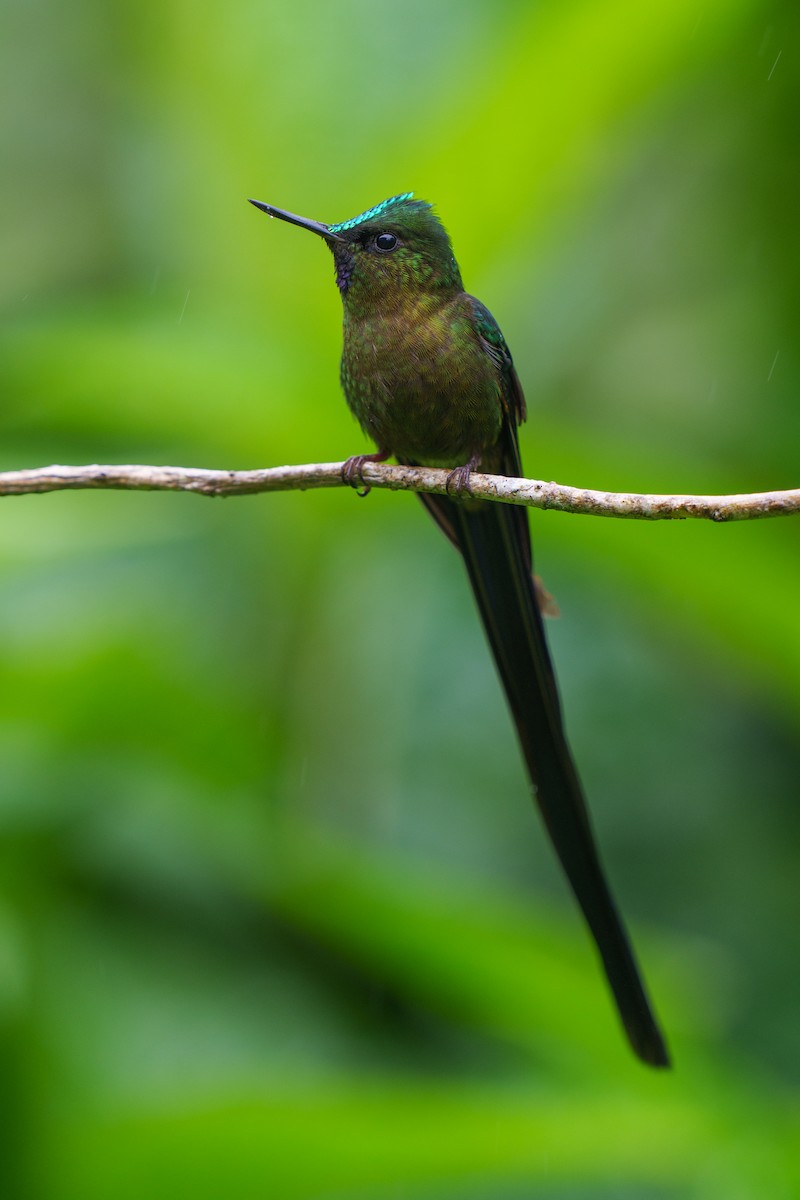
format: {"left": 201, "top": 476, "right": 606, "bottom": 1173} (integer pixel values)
{"left": 1, "top": 0, "right": 799, "bottom": 1195}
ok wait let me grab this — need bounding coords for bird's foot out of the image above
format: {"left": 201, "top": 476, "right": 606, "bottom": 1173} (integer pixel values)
{"left": 341, "top": 449, "right": 390, "bottom": 497}
{"left": 444, "top": 455, "right": 480, "bottom": 498}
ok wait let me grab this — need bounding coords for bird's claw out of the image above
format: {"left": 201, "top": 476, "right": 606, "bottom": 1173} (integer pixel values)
{"left": 342, "top": 455, "right": 371, "bottom": 496}
{"left": 342, "top": 450, "right": 390, "bottom": 497}
{"left": 444, "top": 456, "right": 479, "bottom": 498}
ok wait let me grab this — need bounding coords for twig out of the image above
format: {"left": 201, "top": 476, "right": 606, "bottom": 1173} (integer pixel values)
{"left": 0, "top": 461, "right": 798, "bottom": 521}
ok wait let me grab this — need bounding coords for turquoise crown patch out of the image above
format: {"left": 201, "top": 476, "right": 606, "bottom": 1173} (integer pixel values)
{"left": 328, "top": 193, "right": 415, "bottom": 234}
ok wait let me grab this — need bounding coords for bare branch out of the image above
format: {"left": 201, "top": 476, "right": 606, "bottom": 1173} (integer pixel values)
{"left": 0, "top": 461, "right": 798, "bottom": 521}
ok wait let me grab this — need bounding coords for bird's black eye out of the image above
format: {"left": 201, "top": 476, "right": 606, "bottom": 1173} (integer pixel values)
{"left": 375, "top": 232, "right": 398, "bottom": 252}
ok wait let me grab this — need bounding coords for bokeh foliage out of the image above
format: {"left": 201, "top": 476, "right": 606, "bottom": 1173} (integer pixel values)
{"left": 1, "top": 0, "right": 799, "bottom": 1196}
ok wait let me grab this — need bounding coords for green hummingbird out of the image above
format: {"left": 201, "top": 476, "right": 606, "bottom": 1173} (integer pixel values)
{"left": 249, "top": 192, "right": 669, "bottom": 1068}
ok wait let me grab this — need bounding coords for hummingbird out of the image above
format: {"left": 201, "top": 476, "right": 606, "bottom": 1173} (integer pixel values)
{"left": 249, "top": 192, "right": 669, "bottom": 1068}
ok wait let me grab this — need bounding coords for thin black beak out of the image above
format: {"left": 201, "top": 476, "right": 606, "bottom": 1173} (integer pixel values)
{"left": 248, "top": 199, "right": 343, "bottom": 243}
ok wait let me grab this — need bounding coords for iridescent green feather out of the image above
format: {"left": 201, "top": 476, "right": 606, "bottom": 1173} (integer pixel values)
{"left": 329, "top": 192, "right": 422, "bottom": 233}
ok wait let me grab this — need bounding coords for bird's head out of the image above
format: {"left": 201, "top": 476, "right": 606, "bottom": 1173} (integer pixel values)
{"left": 249, "top": 193, "right": 463, "bottom": 306}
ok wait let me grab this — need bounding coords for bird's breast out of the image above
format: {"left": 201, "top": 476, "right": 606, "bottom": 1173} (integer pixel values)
{"left": 340, "top": 297, "right": 502, "bottom": 468}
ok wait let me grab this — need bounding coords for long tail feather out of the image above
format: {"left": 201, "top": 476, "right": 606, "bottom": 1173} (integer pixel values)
{"left": 428, "top": 492, "right": 669, "bottom": 1067}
